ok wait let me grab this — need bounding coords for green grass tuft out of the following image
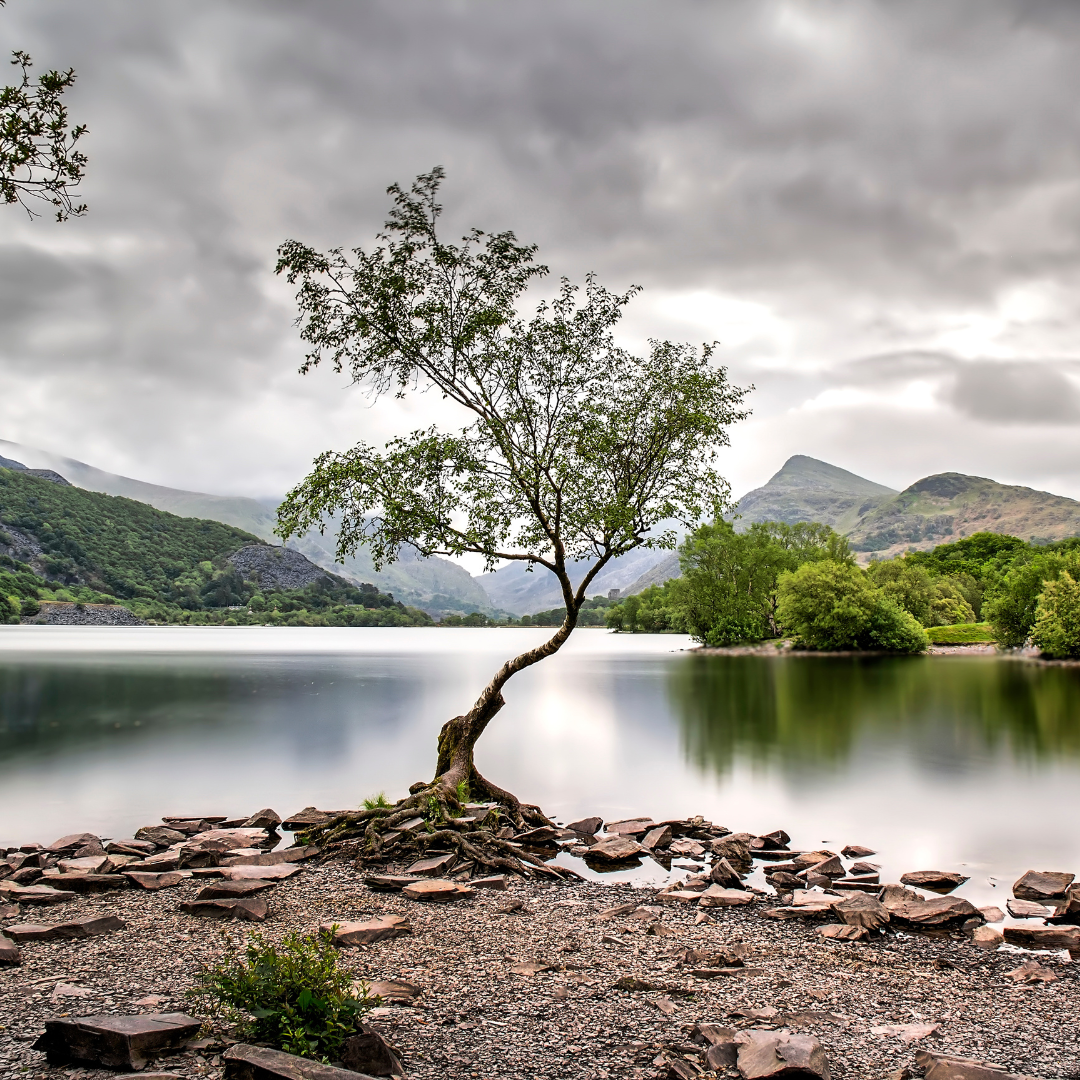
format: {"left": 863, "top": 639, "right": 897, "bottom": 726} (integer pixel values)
{"left": 361, "top": 792, "right": 392, "bottom": 810}
{"left": 925, "top": 622, "right": 996, "bottom": 644}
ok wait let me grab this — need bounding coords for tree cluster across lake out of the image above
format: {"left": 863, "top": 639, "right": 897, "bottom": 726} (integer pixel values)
{"left": 605, "top": 523, "right": 1080, "bottom": 659}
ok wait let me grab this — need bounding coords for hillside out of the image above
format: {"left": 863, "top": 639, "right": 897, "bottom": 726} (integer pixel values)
{"left": 0, "top": 439, "right": 492, "bottom": 615}
{"left": 847, "top": 472, "right": 1080, "bottom": 557}
{"left": 733, "top": 454, "right": 896, "bottom": 532}
{"left": 0, "top": 464, "right": 429, "bottom": 626}
{"left": 619, "top": 455, "right": 894, "bottom": 596}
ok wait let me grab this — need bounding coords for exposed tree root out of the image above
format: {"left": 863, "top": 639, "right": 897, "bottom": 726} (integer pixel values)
{"left": 297, "top": 780, "right": 573, "bottom": 881}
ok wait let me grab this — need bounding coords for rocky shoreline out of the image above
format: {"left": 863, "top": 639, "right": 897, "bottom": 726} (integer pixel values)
{"left": 2, "top": 809, "right": 1078, "bottom": 1080}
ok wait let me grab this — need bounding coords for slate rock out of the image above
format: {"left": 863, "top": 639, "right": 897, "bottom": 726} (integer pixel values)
{"left": 134, "top": 826, "right": 188, "bottom": 848}
{"left": 710, "top": 857, "right": 744, "bottom": 888}
{"left": 324, "top": 914, "right": 412, "bottom": 946}
{"left": 58, "top": 854, "right": 110, "bottom": 874}
{"left": 0, "top": 902, "right": 19, "bottom": 919}
{"left": 710, "top": 835, "right": 752, "bottom": 866}
{"left": 366, "top": 979, "right": 422, "bottom": 1002}
{"left": 364, "top": 875, "right": 421, "bottom": 892}
{"left": 970, "top": 923, "right": 1003, "bottom": 951}
{"left": 401, "top": 878, "right": 475, "bottom": 902}
{"left": 791, "top": 850, "right": 837, "bottom": 872}
{"left": 841, "top": 845, "right": 875, "bottom": 859}
{"left": 53, "top": 915, "right": 127, "bottom": 939}
{"left": 884, "top": 895, "right": 981, "bottom": 927}
{"left": 107, "top": 839, "right": 157, "bottom": 856}
{"left": 833, "top": 892, "right": 890, "bottom": 931}
{"left": 515, "top": 826, "right": 560, "bottom": 846}
{"left": 280, "top": 807, "right": 335, "bottom": 830}
{"left": 0, "top": 884, "right": 75, "bottom": 905}
{"left": 223, "top": 1042, "right": 372, "bottom": 1079}
{"left": 124, "top": 871, "right": 186, "bottom": 890}
{"left": 736, "top": 1029, "right": 830, "bottom": 1080}
{"left": 978, "top": 906, "right": 1005, "bottom": 923}
{"left": 642, "top": 826, "right": 673, "bottom": 851}
{"left": 1006, "top": 898, "right": 1051, "bottom": 919}
{"left": 46, "top": 832, "right": 101, "bottom": 854}
{"left": 818, "top": 923, "right": 867, "bottom": 941}
{"left": 341, "top": 1025, "right": 405, "bottom": 1077}
{"left": 0, "top": 932, "right": 18, "bottom": 966}
{"left": 34, "top": 1012, "right": 201, "bottom": 1070}
{"left": 181, "top": 897, "right": 268, "bottom": 921}
{"left": 1004, "top": 959, "right": 1059, "bottom": 984}
{"left": 565, "top": 816, "right": 602, "bottom": 835}
{"left": 604, "top": 817, "right": 654, "bottom": 837}
{"left": 585, "top": 836, "right": 645, "bottom": 862}
{"left": 698, "top": 886, "right": 755, "bottom": 908}
{"left": 49, "top": 873, "right": 130, "bottom": 894}
{"left": 1012, "top": 870, "right": 1075, "bottom": 901}
{"left": 1048, "top": 888, "right": 1080, "bottom": 925}
{"left": 10, "top": 866, "right": 43, "bottom": 884}
{"left": 197, "top": 879, "right": 277, "bottom": 900}
{"left": 243, "top": 808, "right": 282, "bottom": 829}
{"left": 900, "top": 870, "right": 969, "bottom": 894}
{"left": 1003, "top": 924, "right": 1080, "bottom": 953}
{"left": 915, "top": 1050, "right": 1042, "bottom": 1080}
{"left": 471, "top": 875, "right": 509, "bottom": 890}
{"left": 6, "top": 922, "right": 56, "bottom": 942}
{"left": 216, "top": 863, "right": 302, "bottom": 881}
{"left": 404, "top": 854, "right": 457, "bottom": 876}
{"left": 799, "top": 856, "right": 844, "bottom": 878}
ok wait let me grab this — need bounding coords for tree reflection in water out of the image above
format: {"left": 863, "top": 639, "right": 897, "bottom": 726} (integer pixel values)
{"left": 668, "top": 654, "right": 1080, "bottom": 778}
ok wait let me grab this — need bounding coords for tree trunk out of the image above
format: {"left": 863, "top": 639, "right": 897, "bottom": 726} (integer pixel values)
{"left": 431, "top": 608, "right": 579, "bottom": 810}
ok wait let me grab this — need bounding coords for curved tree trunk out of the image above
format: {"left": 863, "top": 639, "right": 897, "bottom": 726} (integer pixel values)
{"left": 432, "top": 609, "right": 579, "bottom": 810}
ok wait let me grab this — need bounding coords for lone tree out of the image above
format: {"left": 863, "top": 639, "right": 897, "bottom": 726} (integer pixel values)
{"left": 275, "top": 169, "right": 749, "bottom": 869}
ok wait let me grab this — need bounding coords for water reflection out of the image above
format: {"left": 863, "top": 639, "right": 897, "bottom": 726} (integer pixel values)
{"left": 669, "top": 654, "right": 1080, "bottom": 779}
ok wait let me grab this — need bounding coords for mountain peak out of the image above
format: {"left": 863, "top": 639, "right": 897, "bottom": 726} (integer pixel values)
{"left": 766, "top": 455, "right": 897, "bottom": 496}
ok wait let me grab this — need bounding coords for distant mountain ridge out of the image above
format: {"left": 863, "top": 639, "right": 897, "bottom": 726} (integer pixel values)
{"left": 619, "top": 456, "right": 1080, "bottom": 596}
{"left": 0, "top": 439, "right": 492, "bottom": 616}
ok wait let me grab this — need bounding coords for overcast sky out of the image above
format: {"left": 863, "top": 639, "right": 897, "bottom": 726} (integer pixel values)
{"left": 3, "top": 0, "right": 1080, "bottom": 505}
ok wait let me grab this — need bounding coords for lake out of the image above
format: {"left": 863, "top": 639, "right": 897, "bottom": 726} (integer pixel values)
{"left": 2, "top": 625, "right": 1079, "bottom": 914}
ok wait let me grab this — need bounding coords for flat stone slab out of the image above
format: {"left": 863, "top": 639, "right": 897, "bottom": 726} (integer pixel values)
{"left": 0, "top": 933, "right": 18, "bottom": 966}
{"left": 916, "top": 1050, "right": 1043, "bottom": 1080}
{"left": 404, "top": 854, "right": 457, "bottom": 876}
{"left": 216, "top": 864, "right": 303, "bottom": 881}
{"left": 45, "top": 873, "right": 129, "bottom": 893}
{"left": 221, "top": 844, "right": 321, "bottom": 867}
{"left": 364, "top": 875, "right": 421, "bottom": 892}
{"left": 58, "top": 855, "right": 109, "bottom": 874}
{"left": 698, "top": 886, "right": 755, "bottom": 908}
{"left": 402, "top": 878, "right": 476, "bottom": 902}
{"left": 818, "top": 923, "right": 868, "bottom": 941}
{"left": 6, "top": 922, "right": 58, "bottom": 942}
{"left": 884, "top": 895, "right": 981, "bottom": 927}
{"left": 52, "top": 915, "right": 127, "bottom": 939}
{"left": 223, "top": 1042, "right": 378, "bottom": 1079}
{"left": 604, "top": 817, "right": 654, "bottom": 837}
{"left": 46, "top": 832, "right": 101, "bottom": 853}
{"left": 124, "top": 871, "right": 187, "bottom": 890}
{"left": 1013, "top": 870, "right": 1075, "bottom": 901}
{"left": 366, "top": 978, "right": 422, "bottom": 1001}
{"left": 736, "top": 1030, "right": 830, "bottom": 1080}
{"left": 900, "top": 870, "right": 969, "bottom": 893}
{"left": 34, "top": 1012, "right": 201, "bottom": 1070}
{"left": 324, "top": 914, "right": 412, "bottom": 946}
{"left": 1007, "top": 898, "right": 1052, "bottom": 919}
{"left": 180, "top": 897, "right": 268, "bottom": 921}
{"left": 471, "top": 874, "right": 509, "bottom": 890}
{"left": 134, "top": 826, "right": 189, "bottom": 847}
{"left": 565, "top": 815, "right": 602, "bottom": 835}
{"left": 833, "top": 892, "right": 890, "bottom": 931}
{"left": 584, "top": 836, "right": 645, "bottom": 862}
{"left": 0, "top": 883, "right": 76, "bottom": 905}
{"left": 1003, "top": 924, "right": 1080, "bottom": 953}
{"left": 197, "top": 879, "right": 278, "bottom": 900}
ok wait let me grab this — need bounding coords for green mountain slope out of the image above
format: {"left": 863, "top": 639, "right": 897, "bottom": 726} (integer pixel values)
{"left": 733, "top": 455, "right": 896, "bottom": 533}
{"left": 0, "top": 465, "right": 431, "bottom": 626}
{"left": 0, "top": 439, "right": 493, "bottom": 614}
{"left": 848, "top": 473, "right": 1080, "bottom": 557}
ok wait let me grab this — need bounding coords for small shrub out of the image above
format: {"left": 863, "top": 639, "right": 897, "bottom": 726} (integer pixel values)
{"left": 1031, "top": 571, "right": 1080, "bottom": 659}
{"left": 187, "top": 929, "right": 371, "bottom": 1062}
{"left": 361, "top": 792, "right": 391, "bottom": 810}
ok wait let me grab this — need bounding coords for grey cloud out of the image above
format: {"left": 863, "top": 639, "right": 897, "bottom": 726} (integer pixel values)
{"left": 949, "top": 360, "right": 1080, "bottom": 424}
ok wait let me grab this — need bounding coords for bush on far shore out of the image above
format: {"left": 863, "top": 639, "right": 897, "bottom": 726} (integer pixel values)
{"left": 1031, "top": 571, "right": 1080, "bottom": 659}
{"left": 776, "top": 560, "right": 928, "bottom": 653}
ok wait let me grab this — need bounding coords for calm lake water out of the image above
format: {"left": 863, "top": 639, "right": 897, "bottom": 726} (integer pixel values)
{"left": 2, "top": 625, "right": 1079, "bottom": 913}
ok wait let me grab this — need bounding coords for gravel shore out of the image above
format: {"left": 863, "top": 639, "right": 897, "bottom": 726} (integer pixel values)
{"left": 2, "top": 860, "right": 1077, "bottom": 1080}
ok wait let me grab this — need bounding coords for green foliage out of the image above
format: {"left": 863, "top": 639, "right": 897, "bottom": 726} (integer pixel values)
{"left": 605, "top": 584, "right": 683, "bottom": 633}
{"left": 983, "top": 551, "right": 1079, "bottom": 647}
{"left": 275, "top": 168, "right": 749, "bottom": 624}
{"left": 361, "top": 792, "right": 391, "bottom": 810}
{"left": 455, "top": 779, "right": 470, "bottom": 804}
{"left": 0, "top": 50, "right": 87, "bottom": 221}
{"left": 867, "top": 557, "right": 976, "bottom": 627}
{"left": 0, "top": 591, "right": 17, "bottom": 623}
{"left": 526, "top": 595, "right": 615, "bottom": 627}
{"left": 187, "top": 930, "right": 370, "bottom": 1062}
{"left": 925, "top": 622, "right": 996, "bottom": 644}
{"left": 906, "top": 531, "right": 1028, "bottom": 580}
{"left": 1031, "top": 572, "right": 1080, "bottom": 659}
{"left": 776, "top": 560, "right": 927, "bottom": 653}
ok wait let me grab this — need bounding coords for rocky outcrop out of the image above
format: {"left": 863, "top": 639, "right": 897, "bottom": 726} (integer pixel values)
{"left": 28, "top": 602, "right": 146, "bottom": 626}
{"left": 226, "top": 543, "right": 338, "bottom": 591}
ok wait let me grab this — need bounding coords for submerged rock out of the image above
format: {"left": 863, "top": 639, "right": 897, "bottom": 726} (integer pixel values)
{"left": 899, "top": 870, "right": 968, "bottom": 894}
{"left": 1012, "top": 870, "right": 1075, "bottom": 901}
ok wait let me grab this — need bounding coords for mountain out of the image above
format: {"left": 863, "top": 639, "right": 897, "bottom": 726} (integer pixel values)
{"left": 847, "top": 472, "right": 1080, "bottom": 558}
{"left": 732, "top": 455, "right": 897, "bottom": 532}
{"left": 0, "top": 439, "right": 491, "bottom": 615}
{"left": 477, "top": 544, "right": 676, "bottom": 615}
{"left": 619, "top": 455, "right": 893, "bottom": 596}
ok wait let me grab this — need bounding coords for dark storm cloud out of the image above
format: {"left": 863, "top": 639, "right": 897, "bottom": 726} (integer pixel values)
{"left": 1, "top": 0, "right": 1080, "bottom": 496}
